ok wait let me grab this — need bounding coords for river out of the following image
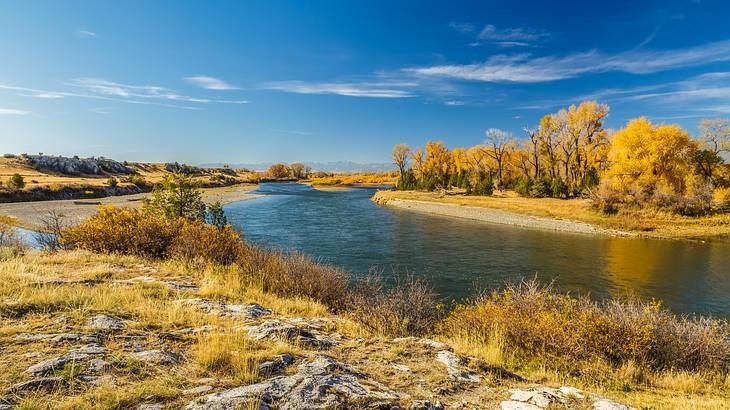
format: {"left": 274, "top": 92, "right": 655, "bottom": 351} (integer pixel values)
{"left": 225, "top": 183, "right": 730, "bottom": 318}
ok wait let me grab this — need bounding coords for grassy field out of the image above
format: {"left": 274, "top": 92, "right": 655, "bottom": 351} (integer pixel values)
{"left": 304, "top": 171, "right": 398, "bottom": 189}
{"left": 373, "top": 190, "right": 730, "bottom": 240}
{"left": 0, "top": 250, "right": 727, "bottom": 409}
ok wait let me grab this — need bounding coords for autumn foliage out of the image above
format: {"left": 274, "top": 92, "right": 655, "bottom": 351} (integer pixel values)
{"left": 393, "top": 101, "right": 730, "bottom": 213}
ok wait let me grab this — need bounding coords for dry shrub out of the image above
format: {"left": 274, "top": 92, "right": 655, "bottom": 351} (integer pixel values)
{"left": 348, "top": 274, "right": 438, "bottom": 337}
{"left": 238, "top": 248, "right": 350, "bottom": 311}
{"left": 0, "top": 223, "right": 25, "bottom": 257}
{"left": 441, "top": 279, "right": 730, "bottom": 374}
{"left": 169, "top": 221, "right": 243, "bottom": 265}
{"left": 61, "top": 206, "right": 180, "bottom": 258}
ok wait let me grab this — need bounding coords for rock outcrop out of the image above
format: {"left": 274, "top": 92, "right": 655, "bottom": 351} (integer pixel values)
{"left": 28, "top": 155, "right": 136, "bottom": 175}
{"left": 186, "top": 355, "right": 401, "bottom": 410}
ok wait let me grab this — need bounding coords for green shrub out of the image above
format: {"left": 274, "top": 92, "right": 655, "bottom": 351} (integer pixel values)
{"left": 7, "top": 173, "right": 25, "bottom": 190}
{"left": 206, "top": 201, "right": 228, "bottom": 229}
{"left": 107, "top": 177, "right": 118, "bottom": 187}
{"left": 144, "top": 173, "right": 206, "bottom": 220}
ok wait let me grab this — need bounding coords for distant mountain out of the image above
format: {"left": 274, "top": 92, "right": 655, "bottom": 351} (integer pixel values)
{"left": 199, "top": 161, "right": 395, "bottom": 173}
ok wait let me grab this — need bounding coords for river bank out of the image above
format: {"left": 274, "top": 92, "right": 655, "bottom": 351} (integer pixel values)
{"left": 372, "top": 190, "right": 730, "bottom": 240}
{"left": 1, "top": 249, "right": 723, "bottom": 409}
{"left": 0, "top": 184, "right": 260, "bottom": 229}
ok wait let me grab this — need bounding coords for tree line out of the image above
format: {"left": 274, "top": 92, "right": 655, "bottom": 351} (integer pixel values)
{"left": 393, "top": 101, "right": 730, "bottom": 214}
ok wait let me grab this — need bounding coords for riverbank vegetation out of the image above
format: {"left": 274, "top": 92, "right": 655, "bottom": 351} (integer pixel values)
{"left": 372, "top": 189, "right": 730, "bottom": 239}
{"left": 392, "top": 102, "right": 730, "bottom": 216}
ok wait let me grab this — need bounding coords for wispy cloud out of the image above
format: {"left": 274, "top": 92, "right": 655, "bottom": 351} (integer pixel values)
{"left": 76, "top": 29, "right": 97, "bottom": 37}
{"left": 88, "top": 107, "right": 112, "bottom": 115}
{"left": 448, "top": 22, "right": 475, "bottom": 34}
{"left": 263, "top": 80, "right": 415, "bottom": 98}
{"left": 406, "top": 39, "right": 730, "bottom": 83}
{"left": 478, "top": 24, "right": 551, "bottom": 42}
{"left": 444, "top": 100, "right": 464, "bottom": 106}
{"left": 0, "top": 78, "right": 249, "bottom": 111}
{"left": 0, "top": 108, "right": 30, "bottom": 115}
{"left": 184, "top": 76, "right": 238, "bottom": 90}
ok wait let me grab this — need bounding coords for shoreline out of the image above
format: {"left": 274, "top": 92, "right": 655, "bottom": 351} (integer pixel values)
{"left": 375, "top": 195, "right": 633, "bottom": 237}
{"left": 0, "top": 183, "right": 261, "bottom": 229}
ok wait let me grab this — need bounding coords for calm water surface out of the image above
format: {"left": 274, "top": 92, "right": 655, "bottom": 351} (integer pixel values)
{"left": 226, "top": 183, "right": 730, "bottom": 318}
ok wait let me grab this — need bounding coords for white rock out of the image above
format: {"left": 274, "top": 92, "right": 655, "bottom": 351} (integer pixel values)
{"left": 130, "top": 350, "right": 181, "bottom": 365}
{"left": 500, "top": 401, "right": 543, "bottom": 410}
{"left": 435, "top": 350, "right": 481, "bottom": 383}
{"left": 87, "top": 314, "right": 125, "bottom": 331}
{"left": 593, "top": 398, "right": 637, "bottom": 410}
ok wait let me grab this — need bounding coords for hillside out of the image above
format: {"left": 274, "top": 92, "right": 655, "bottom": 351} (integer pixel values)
{"left": 0, "top": 250, "right": 673, "bottom": 410}
{"left": 0, "top": 155, "right": 259, "bottom": 203}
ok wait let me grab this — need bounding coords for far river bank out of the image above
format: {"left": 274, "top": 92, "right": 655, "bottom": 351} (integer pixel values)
{"left": 0, "top": 183, "right": 260, "bottom": 229}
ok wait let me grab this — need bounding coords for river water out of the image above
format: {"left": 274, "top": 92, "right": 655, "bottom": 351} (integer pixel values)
{"left": 225, "top": 183, "right": 730, "bottom": 318}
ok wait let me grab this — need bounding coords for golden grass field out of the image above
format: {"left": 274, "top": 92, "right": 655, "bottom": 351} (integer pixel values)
{"left": 0, "top": 250, "right": 727, "bottom": 409}
{"left": 373, "top": 190, "right": 730, "bottom": 240}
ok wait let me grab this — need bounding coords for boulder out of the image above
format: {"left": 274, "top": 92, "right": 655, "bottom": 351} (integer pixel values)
{"left": 8, "top": 377, "right": 66, "bottom": 392}
{"left": 244, "top": 320, "right": 336, "bottom": 349}
{"left": 87, "top": 314, "right": 125, "bottom": 331}
{"left": 258, "top": 354, "right": 295, "bottom": 376}
{"left": 186, "top": 355, "right": 401, "bottom": 410}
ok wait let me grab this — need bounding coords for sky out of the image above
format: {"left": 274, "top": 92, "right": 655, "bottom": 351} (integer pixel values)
{"left": 1, "top": 0, "right": 730, "bottom": 164}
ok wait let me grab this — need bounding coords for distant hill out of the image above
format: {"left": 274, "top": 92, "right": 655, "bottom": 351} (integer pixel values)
{"left": 200, "top": 161, "right": 395, "bottom": 173}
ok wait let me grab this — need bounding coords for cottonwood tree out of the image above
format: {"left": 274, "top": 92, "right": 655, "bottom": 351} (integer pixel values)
{"left": 605, "top": 117, "right": 697, "bottom": 196}
{"left": 268, "top": 163, "right": 291, "bottom": 179}
{"left": 523, "top": 127, "right": 541, "bottom": 179}
{"left": 392, "top": 144, "right": 411, "bottom": 177}
{"left": 484, "top": 128, "right": 515, "bottom": 188}
{"left": 699, "top": 118, "right": 730, "bottom": 157}
{"left": 289, "top": 162, "right": 307, "bottom": 179}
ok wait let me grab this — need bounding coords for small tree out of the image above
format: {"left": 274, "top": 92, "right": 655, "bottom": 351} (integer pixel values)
{"left": 8, "top": 173, "right": 25, "bottom": 190}
{"left": 144, "top": 172, "right": 206, "bottom": 220}
{"left": 206, "top": 201, "right": 228, "bottom": 229}
{"left": 289, "top": 162, "right": 307, "bottom": 179}
{"left": 268, "top": 163, "right": 291, "bottom": 179}
{"left": 107, "top": 177, "right": 118, "bottom": 187}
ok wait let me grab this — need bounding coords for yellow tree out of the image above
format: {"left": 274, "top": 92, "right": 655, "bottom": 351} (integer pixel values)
{"left": 410, "top": 148, "right": 424, "bottom": 179}
{"left": 423, "top": 140, "right": 453, "bottom": 186}
{"left": 605, "top": 117, "right": 698, "bottom": 196}
{"left": 452, "top": 147, "right": 470, "bottom": 175}
{"left": 538, "top": 113, "right": 563, "bottom": 180}
{"left": 564, "top": 101, "right": 610, "bottom": 187}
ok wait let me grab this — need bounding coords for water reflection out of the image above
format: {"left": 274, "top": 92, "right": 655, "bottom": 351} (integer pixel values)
{"left": 225, "top": 183, "right": 730, "bottom": 318}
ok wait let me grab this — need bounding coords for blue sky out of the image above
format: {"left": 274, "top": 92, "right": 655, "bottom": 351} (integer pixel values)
{"left": 1, "top": 0, "right": 730, "bottom": 164}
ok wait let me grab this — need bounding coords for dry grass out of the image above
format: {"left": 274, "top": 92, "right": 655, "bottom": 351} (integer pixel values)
{"left": 0, "top": 249, "right": 332, "bottom": 409}
{"left": 194, "top": 330, "right": 297, "bottom": 384}
{"left": 1, "top": 249, "right": 729, "bottom": 408}
{"left": 373, "top": 189, "right": 730, "bottom": 239}
{"left": 306, "top": 171, "right": 398, "bottom": 188}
